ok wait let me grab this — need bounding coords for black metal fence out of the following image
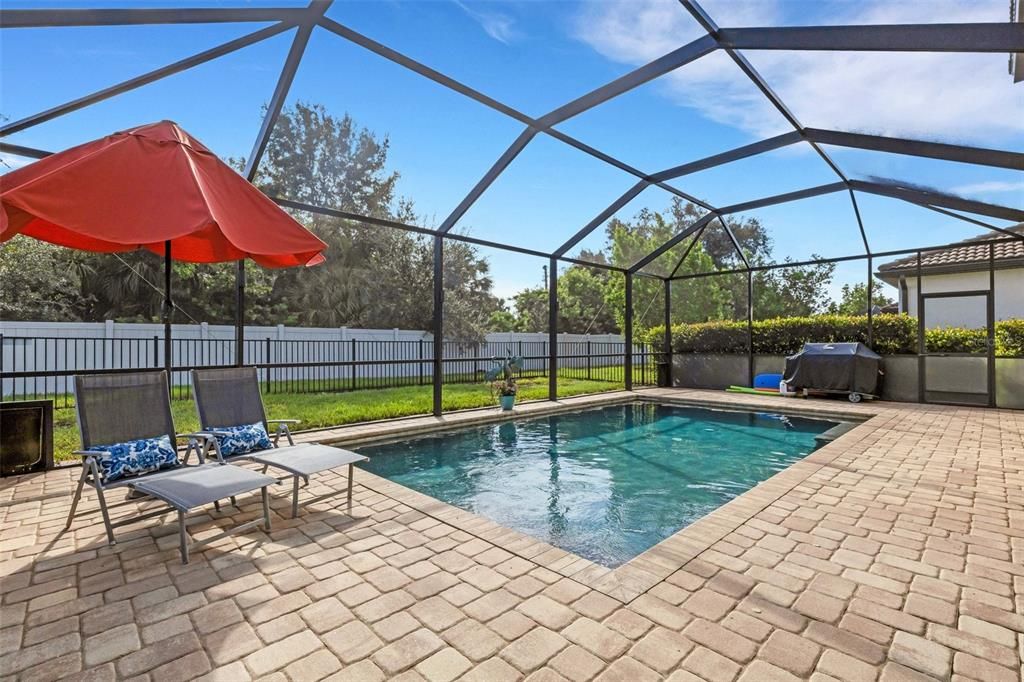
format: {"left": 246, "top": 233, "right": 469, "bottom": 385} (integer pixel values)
{"left": 0, "top": 335, "right": 654, "bottom": 407}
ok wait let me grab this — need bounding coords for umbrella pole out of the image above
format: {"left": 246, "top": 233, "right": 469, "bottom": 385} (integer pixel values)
{"left": 163, "top": 240, "right": 173, "bottom": 383}
{"left": 235, "top": 260, "right": 245, "bottom": 367}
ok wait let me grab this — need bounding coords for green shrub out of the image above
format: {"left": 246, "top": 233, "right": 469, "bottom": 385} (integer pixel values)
{"left": 871, "top": 314, "right": 920, "bottom": 355}
{"left": 996, "top": 319, "right": 1024, "bottom": 357}
{"left": 676, "top": 320, "right": 749, "bottom": 354}
{"left": 925, "top": 326, "right": 987, "bottom": 354}
{"left": 646, "top": 314, "right": 1022, "bottom": 356}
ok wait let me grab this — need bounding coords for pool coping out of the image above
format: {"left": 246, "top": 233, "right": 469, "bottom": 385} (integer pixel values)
{"left": 313, "top": 388, "right": 883, "bottom": 604}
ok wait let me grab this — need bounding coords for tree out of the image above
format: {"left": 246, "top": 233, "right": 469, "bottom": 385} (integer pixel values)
{"left": 828, "top": 282, "right": 895, "bottom": 316}
{"left": 511, "top": 287, "right": 548, "bottom": 332}
{"left": 442, "top": 241, "right": 504, "bottom": 341}
{"left": 753, "top": 259, "right": 837, "bottom": 319}
{"left": 0, "top": 238, "right": 84, "bottom": 321}
{"left": 250, "top": 102, "right": 502, "bottom": 339}
{"left": 485, "top": 309, "right": 517, "bottom": 332}
{"left": 602, "top": 206, "right": 731, "bottom": 327}
{"left": 556, "top": 266, "right": 617, "bottom": 334}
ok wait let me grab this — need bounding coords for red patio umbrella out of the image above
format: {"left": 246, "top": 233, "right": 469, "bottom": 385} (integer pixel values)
{"left": 0, "top": 120, "right": 327, "bottom": 372}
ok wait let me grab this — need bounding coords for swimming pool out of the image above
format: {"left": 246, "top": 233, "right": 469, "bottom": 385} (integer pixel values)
{"left": 359, "top": 402, "right": 838, "bottom": 567}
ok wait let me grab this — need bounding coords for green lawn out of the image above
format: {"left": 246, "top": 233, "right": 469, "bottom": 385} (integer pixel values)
{"left": 51, "top": 373, "right": 645, "bottom": 462}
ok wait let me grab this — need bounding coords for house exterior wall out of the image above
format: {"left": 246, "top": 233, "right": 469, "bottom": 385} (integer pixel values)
{"left": 891, "top": 268, "right": 1024, "bottom": 328}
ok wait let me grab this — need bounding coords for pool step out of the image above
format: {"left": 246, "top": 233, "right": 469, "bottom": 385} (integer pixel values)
{"left": 815, "top": 421, "right": 858, "bottom": 445}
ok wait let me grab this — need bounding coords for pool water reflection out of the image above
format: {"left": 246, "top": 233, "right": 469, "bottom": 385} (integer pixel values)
{"left": 359, "top": 402, "right": 836, "bottom": 567}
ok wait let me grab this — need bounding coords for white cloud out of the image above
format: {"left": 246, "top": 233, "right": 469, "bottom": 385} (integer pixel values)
{"left": 453, "top": 1, "right": 521, "bottom": 44}
{"left": 572, "top": 0, "right": 1024, "bottom": 144}
{"left": 953, "top": 180, "right": 1024, "bottom": 194}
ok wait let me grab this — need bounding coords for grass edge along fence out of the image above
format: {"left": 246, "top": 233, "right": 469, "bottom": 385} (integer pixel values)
{"left": 641, "top": 314, "right": 1024, "bottom": 357}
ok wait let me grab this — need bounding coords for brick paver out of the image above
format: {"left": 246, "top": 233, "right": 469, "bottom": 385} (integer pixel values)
{"left": 0, "top": 388, "right": 1021, "bottom": 680}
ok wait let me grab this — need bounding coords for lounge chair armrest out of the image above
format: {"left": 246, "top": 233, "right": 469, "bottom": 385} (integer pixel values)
{"left": 178, "top": 430, "right": 230, "bottom": 439}
{"left": 268, "top": 420, "right": 297, "bottom": 447}
{"left": 73, "top": 449, "right": 110, "bottom": 459}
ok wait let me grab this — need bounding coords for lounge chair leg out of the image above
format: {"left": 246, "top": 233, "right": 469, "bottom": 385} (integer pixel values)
{"left": 213, "top": 500, "right": 221, "bottom": 512}
{"left": 230, "top": 496, "right": 237, "bottom": 507}
{"left": 65, "top": 466, "right": 88, "bottom": 530}
{"left": 347, "top": 463, "right": 354, "bottom": 511}
{"left": 95, "top": 486, "right": 116, "bottom": 546}
{"left": 85, "top": 460, "right": 117, "bottom": 545}
{"left": 262, "top": 488, "right": 271, "bottom": 531}
{"left": 179, "top": 510, "right": 189, "bottom": 564}
{"left": 292, "top": 476, "right": 300, "bottom": 518}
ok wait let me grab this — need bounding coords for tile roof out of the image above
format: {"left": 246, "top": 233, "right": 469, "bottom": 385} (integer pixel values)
{"left": 877, "top": 223, "right": 1024, "bottom": 274}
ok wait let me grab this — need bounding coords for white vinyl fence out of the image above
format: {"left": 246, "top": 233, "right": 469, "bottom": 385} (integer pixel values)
{"left": 1, "top": 320, "right": 646, "bottom": 401}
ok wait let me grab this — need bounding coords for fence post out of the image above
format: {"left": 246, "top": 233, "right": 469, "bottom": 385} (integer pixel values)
{"left": 419, "top": 338, "right": 425, "bottom": 386}
{"left": 587, "top": 338, "right": 592, "bottom": 380}
{"left": 152, "top": 336, "right": 159, "bottom": 369}
{"left": 351, "top": 338, "right": 357, "bottom": 391}
{"left": 265, "top": 337, "right": 271, "bottom": 393}
{"left": 103, "top": 319, "right": 114, "bottom": 371}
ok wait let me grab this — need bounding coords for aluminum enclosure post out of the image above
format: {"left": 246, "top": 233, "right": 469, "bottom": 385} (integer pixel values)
{"left": 433, "top": 236, "right": 444, "bottom": 416}
{"left": 548, "top": 257, "right": 558, "bottom": 401}
{"left": 624, "top": 272, "right": 633, "bottom": 391}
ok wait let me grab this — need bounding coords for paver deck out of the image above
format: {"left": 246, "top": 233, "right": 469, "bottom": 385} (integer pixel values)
{"left": 1, "top": 388, "right": 1021, "bottom": 681}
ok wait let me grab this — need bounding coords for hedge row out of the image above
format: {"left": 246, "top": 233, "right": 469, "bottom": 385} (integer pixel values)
{"left": 642, "top": 315, "right": 1024, "bottom": 357}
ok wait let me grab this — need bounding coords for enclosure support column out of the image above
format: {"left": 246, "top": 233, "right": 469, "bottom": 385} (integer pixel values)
{"left": 624, "top": 272, "right": 633, "bottom": 391}
{"left": 163, "top": 240, "right": 173, "bottom": 381}
{"left": 988, "top": 243, "right": 996, "bottom": 407}
{"left": 663, "top": 279, "right": 672, "bottom": 387}
{"left": 235, "top": 261, "right": 245, "bottom": 366}
{"left": 916, "top": 252, "right": 925, "bottom": 403}
{"left": 548, "top": 257, "right": 558, "bottom": 401}
{"left": 433, "top": 236, "right": 444, "bottom": 417}
{"left": 746, "top": 269, "right": 754, "bottom": 386}
{"left": 866, "top": 256, "right": 874, "bottom": 349}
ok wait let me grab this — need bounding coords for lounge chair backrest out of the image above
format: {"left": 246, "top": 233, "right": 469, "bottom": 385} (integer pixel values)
{"left": 191, "top": 367, "right": 268, "bottom": 431}
{"left": 75, "top": 371, "right": 176, "bottom": 448}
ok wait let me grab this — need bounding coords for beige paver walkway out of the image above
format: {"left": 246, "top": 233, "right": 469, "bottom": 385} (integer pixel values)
{"left": 1, "top": 389, "right": 1021, "bottom": 681}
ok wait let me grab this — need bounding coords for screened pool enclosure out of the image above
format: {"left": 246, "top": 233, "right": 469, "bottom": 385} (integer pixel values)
{"left": 1, "top": 0, "right": 1022, "bottom": 412}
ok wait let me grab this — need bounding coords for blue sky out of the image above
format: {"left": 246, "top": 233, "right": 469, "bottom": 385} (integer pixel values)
{"left": 2, "top": 0, "right": 1021, "bottom": 302}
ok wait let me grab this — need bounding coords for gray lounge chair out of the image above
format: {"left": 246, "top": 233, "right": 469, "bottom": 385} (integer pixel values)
{"left": 191, "top": 367, "right": 368, "bottom": 518}
{"left": 67, "top": 371, "right": 276, "bottom": 563}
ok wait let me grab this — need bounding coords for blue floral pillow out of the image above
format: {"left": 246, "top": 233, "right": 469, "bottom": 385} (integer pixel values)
{"left": 87, "top": 435, "right": 180, "bottom": 482}
{"left": 211, "top": 421, "right": 273, "bottom": 457}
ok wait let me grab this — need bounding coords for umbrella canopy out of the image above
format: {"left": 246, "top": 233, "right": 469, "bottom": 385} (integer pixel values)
{"left": 0, "top": 120, "right": 326, "bottom": 267}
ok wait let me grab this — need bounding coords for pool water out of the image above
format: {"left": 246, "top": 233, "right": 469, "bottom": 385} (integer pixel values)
{"left": 359, "top": 402, "right": 837, "bottom": 568}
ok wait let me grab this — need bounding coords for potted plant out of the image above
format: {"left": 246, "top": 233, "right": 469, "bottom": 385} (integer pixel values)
{"left": 485, "top": 350, "right": 521, "bottom": 411}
